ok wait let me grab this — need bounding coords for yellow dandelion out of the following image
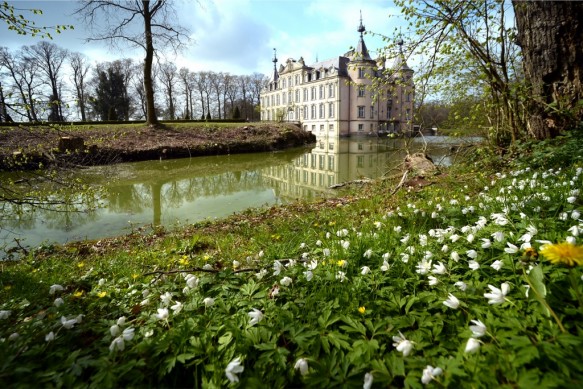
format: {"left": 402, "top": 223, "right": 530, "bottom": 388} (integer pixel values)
{"left": 540, "top": 242, "right": 583, "bottom": 267}
{"left": 73, "top": 290, "right": 84, "bottom": 298}
{"left": 203, "top": 254, "right": 211, "bottom": 262}
{"left": 97, "top": 291, "right": 107, "bottom": 298}
{"left": 329, "top": 221, "right": 336, "bottom": 226}
{"left": 337, "top": 259, "right": 346, "bottom": 267}
{"left": 358, "top": 306, "right": 366, "bottom": 314}
{"left": 132, "top": 273, "right": 139, "bottom": 280}
{"left": 77, "top": 262, "right": 85, "bottom": 268}
{"left": 179, "top": 256, "right": 189, "bottom": 266}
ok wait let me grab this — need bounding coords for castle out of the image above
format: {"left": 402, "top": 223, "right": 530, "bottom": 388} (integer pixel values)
{"left": 260, "top": 16, "right": 415, "bottom": 137}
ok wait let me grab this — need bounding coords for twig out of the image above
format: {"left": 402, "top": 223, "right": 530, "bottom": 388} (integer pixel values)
{"left": 390, "top": 170, "right": 409, "bottom": 196}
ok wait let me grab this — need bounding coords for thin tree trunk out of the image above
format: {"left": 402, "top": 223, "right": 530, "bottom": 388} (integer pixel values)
{"left": 143, "top": 1, "right": 158, "bottom": 125}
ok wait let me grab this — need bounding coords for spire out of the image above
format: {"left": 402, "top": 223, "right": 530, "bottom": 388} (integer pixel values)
{"left": 272, "top": 48, "right": 279, "bottom": 81}
{"left": 393, "top": 32, "right": 412, "bottom": 72}
{"left": 358, "top": 10, "right": 365, "bottom": 38}
{"left": 354, "top": 11, "right": 372, "bottom": 62}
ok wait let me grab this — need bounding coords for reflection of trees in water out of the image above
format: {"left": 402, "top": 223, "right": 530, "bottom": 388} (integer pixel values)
{"left": 106, "top": 184, "right": 150, "bottom": 214}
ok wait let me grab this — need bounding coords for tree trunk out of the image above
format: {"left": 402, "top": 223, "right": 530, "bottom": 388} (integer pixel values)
{"left": 513, "top": 1, "right": 583, "bottom": 139}
{"left": 143, "top": 1, "right": 158, "bottom": 125}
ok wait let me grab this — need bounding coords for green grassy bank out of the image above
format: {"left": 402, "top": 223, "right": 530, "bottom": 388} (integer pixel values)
{"left": 1, "top": 128, "right": 583, "bottom": 387}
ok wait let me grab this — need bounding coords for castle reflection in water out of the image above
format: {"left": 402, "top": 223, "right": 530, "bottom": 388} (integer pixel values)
{"left": 262, "top": 135, "right": 414, "bottom": 200}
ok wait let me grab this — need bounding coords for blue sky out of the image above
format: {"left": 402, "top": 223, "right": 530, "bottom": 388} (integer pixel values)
{"left": 2, "top": 0, "right": 406, "bottom": 76}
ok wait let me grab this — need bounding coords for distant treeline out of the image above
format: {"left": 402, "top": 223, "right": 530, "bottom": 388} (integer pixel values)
{"left": 0, "top": 42, "right": 268, "bottom": 124}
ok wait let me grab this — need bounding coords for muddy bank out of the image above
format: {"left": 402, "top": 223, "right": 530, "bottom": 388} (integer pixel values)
{"left": 0, "top": 123, "right": 316, "bottom": 170}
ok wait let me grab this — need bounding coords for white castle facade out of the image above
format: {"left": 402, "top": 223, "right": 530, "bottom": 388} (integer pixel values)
{"left": 260, "top": 18, "right": 415, "bottom": 137}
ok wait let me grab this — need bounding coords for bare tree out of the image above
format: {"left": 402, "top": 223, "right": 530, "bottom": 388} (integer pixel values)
{"left": 209, "top": 71, "right": 224, "bottom": 119}
{"left": 74, "top": 1, "right": 190, "bottom": 126}
{"left": 69, "top": 52, "right": 91, "bottom": 121}
{"left": 23, "top": 41, "right": 69, "bottom": 122}
{"left": 237, "top": 75, "right": 251, "bottom": 120}
{"left": 0, "top": 47, "right": 42, "bottom": 121}
{"left": 158, "top": 61, "right": 177, "bottom": 120}
{"left": 178, "top": 67, "right": 191, "bottom": 119}
{"left": 193, "top": 71, "right": 210, "bottom": 119}
{"left": 250, "top": 73, "right": 268, "bottom": 121}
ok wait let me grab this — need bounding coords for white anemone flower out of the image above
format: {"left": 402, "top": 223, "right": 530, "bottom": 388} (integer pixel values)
{"left": 432, "top": 262, "right": 447, "bottom": 275}
{"left": 468, "top": 260, "right": 480, "bottom": 270}
{"left": 504, "top": 243, "right": 519, "bottom": 254}
{"left": 49, "top": 284, "right": 64, "bottom": 295}
{"left": 273, "top": 260, "right": 284, "bottom": 276}
{"left": 428, "top": 276, "right": 439, "bottom": 286}
{"left": 481, "top": 238, "right": 492, "bottom": 249}
{"left": 336, "top": 271, "right": 347, "bottom": 282}
{"left": 491, "top": 231, "right": 505, "bottom": 242}
{"left": 60, "top": 316, "right": 77, "bottom": 329}
{"left": 466, "top": 250, "right": 478, "bottom": 259}
{"left": 465, "top": 338, "right": 481, "bottom": 353}
{"left": 380, "top": 260, "right": 390, "bottom": 272}
{"left": 361, "top": 266, "right": 371, "bottom": 275}
{"left": 469, "top": 319, "right": 487, "bottom": 338}
{"left": 294, "top": 358, "right": 309, "bottom": 376}
{"left": 490, "top": 260, "right": 503, "bottom": 271}
{"left": 304, "top": 270, "right": 313, "bottom": 281}
{"left": 160, "top": 292, "right": 173, "bottom": 306}
{"left": 280, "top": 276, "right": 293, "bottom": 286}
{"left": 421, "top": 365, "right": 443, "bottom": 385}
{"left": 392, "top": 331, "right": 414, "bottom": 356}
{"left": 203, "top": 297, "right": 215, "bottom": 307}
{"left": 363, "top": 249, "right": 373, "bottom": 259}
{"left": 171, "top": 301, "right": 183, "bottom": 314}
{"left": 454, "top": 281, "right": 467, "bottom": 291}
{"left": 54, "top": 298, "right": 65, "bottom": 307}
{"left": 248, "top": 308, "right": 264, "bottom": 326}
{"left": 443, "top": 293, "right": 460, "bottom": 309}
{"left": 225, "top": 357, "right": 244, "bottom": 383}
{"left": 45, "top": 331, "right": 55, "bottom": 342}
{"left": 363, "top": 372, "right": 374, "bottom": 389}
{"left": 0, "top": 310, "right": 11, "bottom": 320}
{"left": 484, "top": 282, "right": 510, "bottom": 304}
{"left": 155, "top": 308, "right": 169, "bottom": 320}
{"left": 450, "top": 251, "right": 460, "bottom": 262}
{"left": 416, "top": 259, "right": 432, "bottom": 275}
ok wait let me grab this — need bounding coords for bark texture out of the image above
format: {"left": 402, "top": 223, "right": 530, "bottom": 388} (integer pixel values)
{"left": 513, "top": 1, "right": 583, "bottom": 139}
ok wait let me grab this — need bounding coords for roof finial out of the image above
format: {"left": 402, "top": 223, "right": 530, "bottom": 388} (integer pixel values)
{"left": 397, "top": 28, "right": 404, "bottom": 53}
{"left": 272, "top": 48, "right": 279, "bottom": 81}
{"left": 357, "top": 10, "right": 365, "bottom": 37}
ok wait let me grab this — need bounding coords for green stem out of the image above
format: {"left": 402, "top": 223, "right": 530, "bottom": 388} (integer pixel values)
{"left": 523, "top": 270, "right": 566, "bottom": 333}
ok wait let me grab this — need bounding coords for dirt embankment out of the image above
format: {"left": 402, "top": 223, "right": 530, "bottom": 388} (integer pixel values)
{"left": 0, "top": 123, "right": 316, "bottom": 170}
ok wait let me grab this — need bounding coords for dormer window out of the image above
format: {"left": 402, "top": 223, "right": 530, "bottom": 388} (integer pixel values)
{"left": 358, "top": 67, "right": 365, "bottom": 78}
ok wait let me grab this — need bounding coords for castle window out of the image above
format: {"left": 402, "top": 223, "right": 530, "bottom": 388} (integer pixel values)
{"left": 358, "top": 68, "right": 365, "bottom": 78}
{"left": 328, "top": 102, "right": 334, "bottom": 118}
{"left": 358, "top": 106, "right": 365, "bottom": 118}
{"left": 295, "top": 90, "right": 300, "bottom": 102}
{"left": 276, "top": 94, "right": 280, "bottom": 105}
{"left": 328, "top": 83, "right": 335, "bottom": 98}
{"left": 283, "top": 93, "right": 286, "bottom": 105}
{"left": 304, "top": 105, "right": 308, "bottom": 119}
{"left": 406, "top": 93, "right": 411, "bottom": 102}
{"left": 303, "top": 88, "right": 308, "bottom": 102}
{"left": 358, "top": 86, "right": 365, "bottom": 97}
{"left": 311, "top": 87, "right": 316, "bottom": 100}
{"left": 282, "top": 79, "right": 286, "bottom": 88}
{"left": 358, "top": 124, "right": 364, "bottom": 131}
{"left": 319, "top": 85, "right": 324, "bottom": 99}
{"left": 370, "top": 106, "right": 374, "bottom": 118}
{"left": 295, "top": 75, "right": 300, "bottom": 85}
{"left": 319, "top": 104, "right": 324, "bottom": 118}
{"left": 406, "top": 108, "right": 411, "bottom": 121}
{"left": 311, "top": 104, "right": 316, "bottom": 119}
{"left": 288, "top": 76, "right": 291, "bottom": 87}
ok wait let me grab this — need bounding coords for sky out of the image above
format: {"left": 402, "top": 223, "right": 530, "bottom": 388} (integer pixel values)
{"left": 1, "top": 0, "right": 407, "bottom": 76}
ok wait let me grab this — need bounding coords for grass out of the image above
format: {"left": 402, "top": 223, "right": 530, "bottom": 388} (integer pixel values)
{"left": 1, "top": 128, "right": 583, "bottom": 387}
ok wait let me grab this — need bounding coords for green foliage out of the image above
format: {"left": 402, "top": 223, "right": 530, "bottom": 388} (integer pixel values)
{"left": 1, "top": 1, "right": 74, "bottom": 39}
{"left": 2, "top": 146, "right": 583, "bottom": 387}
